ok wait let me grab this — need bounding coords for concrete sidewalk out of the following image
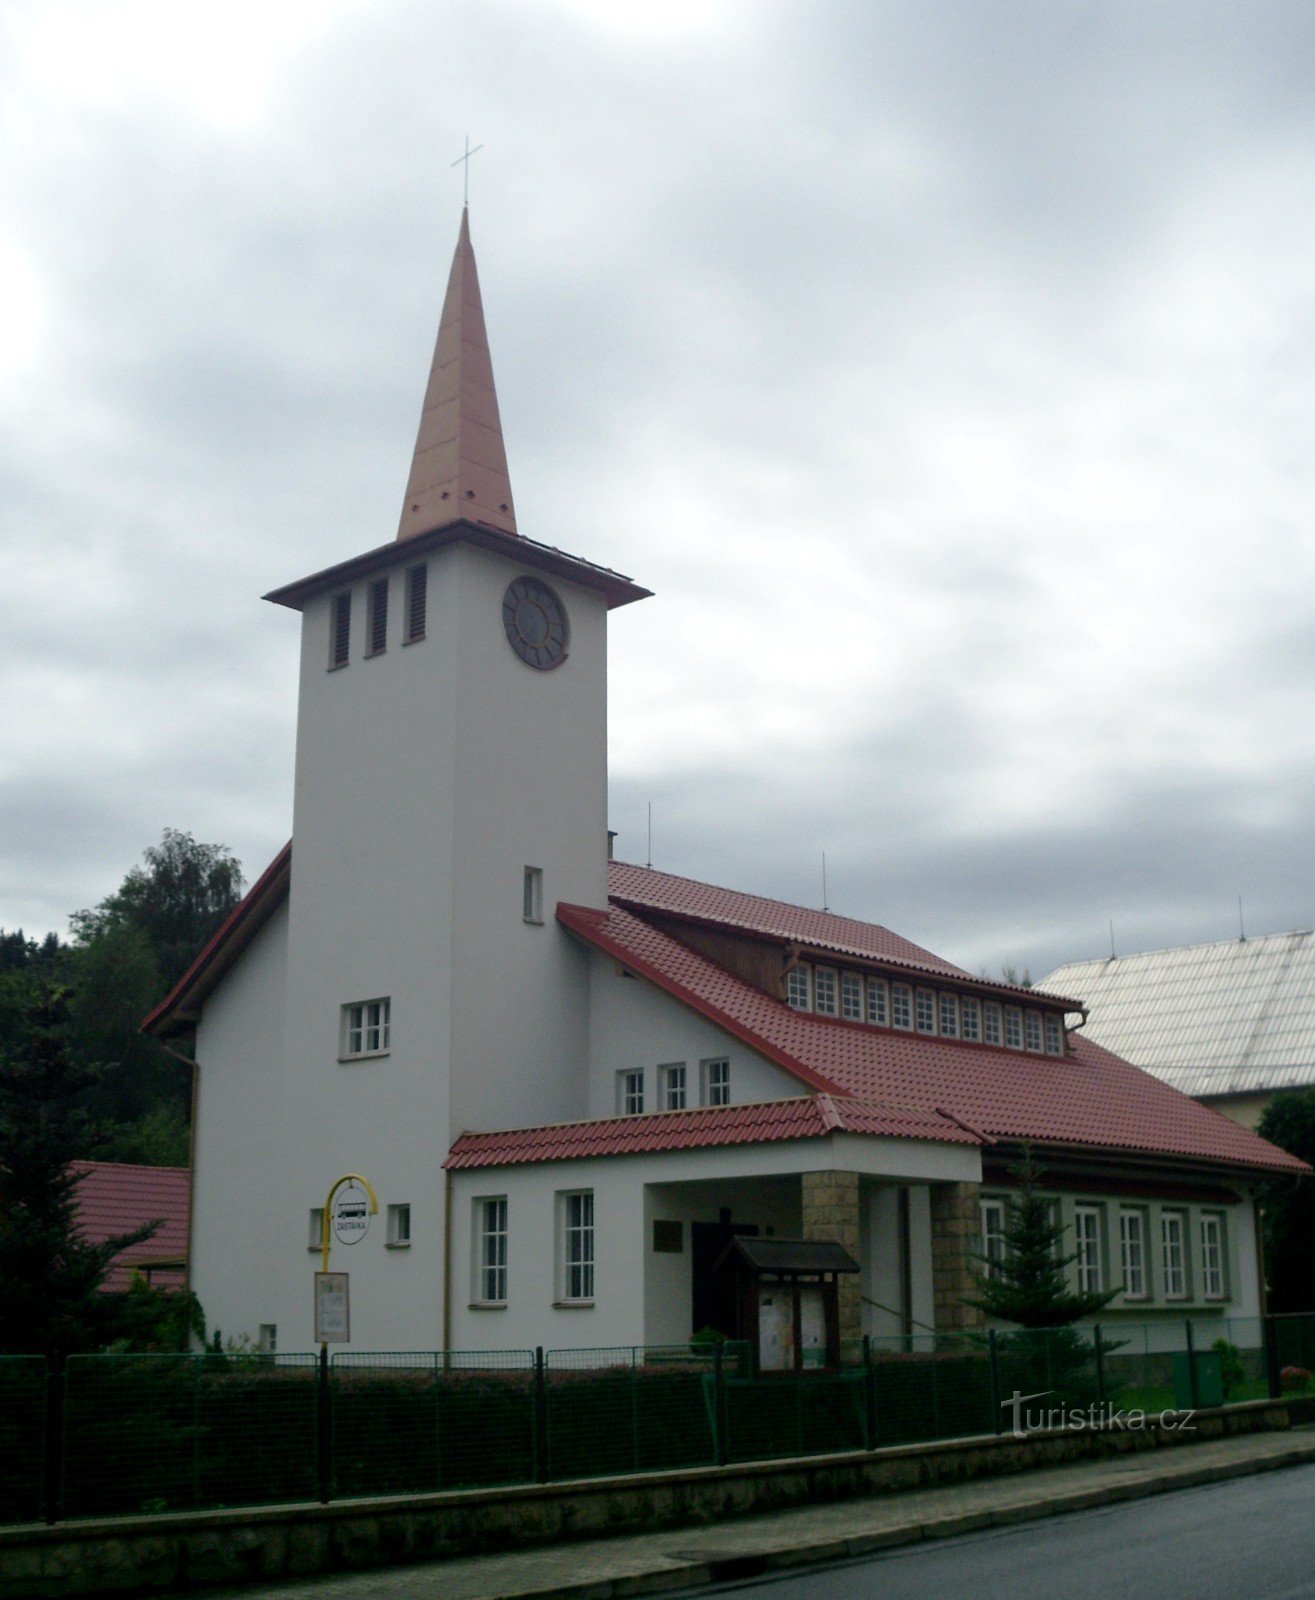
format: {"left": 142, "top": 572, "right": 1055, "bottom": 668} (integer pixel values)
{"left": 177, "top": 1425, "right": 1315, "bottom": 1600}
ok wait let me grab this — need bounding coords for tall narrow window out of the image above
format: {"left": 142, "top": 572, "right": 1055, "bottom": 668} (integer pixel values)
{"left": 308, "top": 1208, "right": 326, "bottom": 1251}
{"left": 477, "top": 1197, "right": 508, "bottom": 1303}
{"left": 891, "top": 984, "right": 913, "bottom": 1030}
{"left": 367, "top": 578, "right": 388, "bottom": 656}
{"left": 258, "top": 1324, "right": 277, "bottom": 1354}
{"left": 866, "top": 977, "right": 888, "bottom": 1026}
{"left": 938, "top": 992, "right": 960, "bottom": 1038}
{"left": 786, "top": 964, "right": 812, "bottom": 1011}
{"left": 980, "top": 1198, "right": 1006, "bottom": 1278}
{"left": 1004, "top": 1007, "right": 1024, "bottom": 1049}
{"left": 840, "top": 972, "right": 863, "bottom": 1021}
{"left": 405, "top": 563, "right": 428, "bottom": 642}
{"left": 561, "top": 1191, "right": 594, "bottom": 1301}
{"left": 1024, "top": 1010, "right": 1044, "bottom": 1052}
{"left": 1120, "top": 1210, "right": 1147, "bottom": 1298}
{"left": 814, "top": 967, "right": 838, "bottom": 1016}
{"left": 915, "top": 988, "right": 937, "bottom": 1034}
{"left": 523, "top": 866, "right": 543, "bottom": 923}
{"left": 961, "top": 997, "right": 981, "bottom": 1041}
{"left": 1075, "top": 1206, "right": 1102, "bottom": 1293}
{"left": 618, "top": 1069, "right": 645, "bottom": 1115}
{"left": 1044, "top": 1014, "right": 1065, "bottom": 1056}
{"left": 702, "top": 1057, "right": 730, "bottom": 1106}
{"left": 330, "top": 592, "right": 351, "bottom": 668}
{"left": 983, "top": 1003, "right": 1003, "bottom": 1046}
{"left": 660, "top": 1063, "right": 687, "bottom": 1111}
{"left": 1201, "top": 1214, "right": 1226, "bottom": 1300}
{"left": 1162, "top": 1212, "right": 1187, "bottom": 1299}
{"left": 387, "top": 1203, "right": 411, "bottom": 1247}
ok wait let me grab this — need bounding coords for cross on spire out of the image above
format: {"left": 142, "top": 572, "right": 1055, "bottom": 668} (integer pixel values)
{"left": 450, "top": 136, "right": 483, "bottom": 206}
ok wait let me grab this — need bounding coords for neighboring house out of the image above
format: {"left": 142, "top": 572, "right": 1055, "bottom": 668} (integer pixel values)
{"left": 144, "top": 211, "right": 1304, "bottom": 1364}
{"left": 1040, "top": 932, "right": 1315, "bottom": 1130}
{"left": 73, "top": 1161, "right": 189, "bottom": 1292}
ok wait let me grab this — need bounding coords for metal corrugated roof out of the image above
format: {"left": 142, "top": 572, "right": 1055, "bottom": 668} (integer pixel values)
{"left": 1039, "top": 931, "right": 1315, "bottom": 1098}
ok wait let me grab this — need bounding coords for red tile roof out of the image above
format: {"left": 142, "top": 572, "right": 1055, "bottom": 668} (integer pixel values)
{"left": 556, "top": 900, "right": 1307, "bottom": 1176}
{"left": 446, "top": 1093, "right": 982, "bottom": 1169}
{"left": 609, "top": 861, "right": 1079, "bottom": 1005}
{"left": 73, "top": 1162, "right": 189, "bottom": 1292}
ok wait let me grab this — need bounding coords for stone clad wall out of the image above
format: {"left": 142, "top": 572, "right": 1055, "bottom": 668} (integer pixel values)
{"left": 929, "top": 1181, "right": 984, "bottom": 1332}
{"left": 801, "top": 1170, "right": 862, "bottom": 1342}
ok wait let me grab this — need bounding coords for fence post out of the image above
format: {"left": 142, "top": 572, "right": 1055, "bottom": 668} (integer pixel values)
{"left": 316, "top": 1346, "right": 332, "bottom": 1504}
{"left": 42, "top": 1354, "right": 65, "bottom": 1526}
{"left": 1093, "top": 1325, "right": 1106, "bottom": 1410}
{"left": 1264, "top": 1316, "right": 1282, "bottom": 1401}
{"left": 533, "top": 1347, "right": 549, "bottom": 1483}
{"left": 1184, "top": 1320, "right": 1200, "bottom": 1411}
{"left": 711, "top": 1340, "right": 727, "bottom": 1467}
{"left": 862, "top": 1335, "right": 878, "bottom": 1450}
{"left": 988, "top": 1328, "right": 1002, "bottom": 1433}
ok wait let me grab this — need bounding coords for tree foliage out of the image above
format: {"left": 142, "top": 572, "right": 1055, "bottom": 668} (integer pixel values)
{"left": 1257, "top": 1090, "right": 1315, "bottom": 1314}
{"left": 968, "top": 1150, "right": 1119, "bottom": 1327}
{"left": 0, "top": 987, "right": 158, "bottom": 1355}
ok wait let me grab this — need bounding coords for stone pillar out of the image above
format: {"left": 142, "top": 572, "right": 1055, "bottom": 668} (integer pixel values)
{"left": 929, "top": 1181, "right": 984, "bottom": 1333}
{"left": 801, "top": 1170, "right": 862, "bottom": 1344}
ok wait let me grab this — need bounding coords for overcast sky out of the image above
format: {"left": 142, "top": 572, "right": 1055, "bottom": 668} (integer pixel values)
{"left": 3, "top": 0, "right": 1314, "bottom": 983}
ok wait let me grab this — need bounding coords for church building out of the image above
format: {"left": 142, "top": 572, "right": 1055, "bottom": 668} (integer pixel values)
{"left": 146, "top": 212, "right": 1305, "bottom": 1363}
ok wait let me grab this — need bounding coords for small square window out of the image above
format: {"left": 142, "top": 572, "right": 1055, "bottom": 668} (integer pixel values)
{"left": 475, "top": 1196, "right": 508, "bottom": 1303}
{"left": 891, "top": 984, "right": 913, "bottom": 1030}
{"left": 523, "top": 866, "right": 543, "bottom": 924}
{"left": 938, "top": 992, "right": 960, "bottom": 1039}
{"left": 340, "top": 998, "right": 391, "bottom": 1059}
{"left": 786, "top": 964, "right": 812, "bottom": 1011}
{"left": 617, "top": 1069, "right": 644, "bottom": 1115}
{"left": 702, "top": 1057, "right": 730, "bottom": 1106}
{"left": 405, "top": 564, "right": 428, "bottom": 643}
{"left": 814, "top": 967, "right": 838, "bottom": 1016}
{"left": 329, "top": 592, "right": 351, "bottom": 669}
{"left": 367, "top": 577, "right": 388, "bottom": 657}
{"left": 961, "top": 998, "right": 981, "bottom": 1041}
{"left": 840, "top": 971, "right": 863, "bottom": 1021}
{"left": 387, "top": 1203, "right": 411, "bottom": 1248}
{"left": 866, "top": 977, "right": 888, "bottom": 1026}
{"left": 660, "top": 1063, "right": 687, "bottom": 1111}
{"left": 915, "top": 988, "right": 937, "bottom": 1034}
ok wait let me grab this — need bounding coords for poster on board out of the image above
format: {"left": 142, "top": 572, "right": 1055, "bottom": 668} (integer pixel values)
{"left": 314, "top": 1271, "right": 350, "bottom": 1343}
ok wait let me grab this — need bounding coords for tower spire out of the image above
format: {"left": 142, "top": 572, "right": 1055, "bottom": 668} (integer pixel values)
{"left": 397, "top": 208, "right": 518, "bottom": 540}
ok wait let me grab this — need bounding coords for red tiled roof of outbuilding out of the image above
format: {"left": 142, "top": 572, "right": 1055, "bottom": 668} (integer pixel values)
{"left": 72, "top": 1162, "right": 189, "bottom": 1291}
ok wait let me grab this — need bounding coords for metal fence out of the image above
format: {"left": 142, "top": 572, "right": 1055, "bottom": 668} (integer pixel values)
{"left": 5, "top": 1314, "right": 1313, "bottom": 1528}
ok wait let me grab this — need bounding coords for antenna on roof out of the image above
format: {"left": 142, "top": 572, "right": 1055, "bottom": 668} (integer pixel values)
{"left": 822, "top": 852, "right": 829, "bottom": 913}
{"left": 646, "top": 802, "right": 652, "bottom": 870}
{"left": 1108, "top": 920, "right": 1117, "bottom": 961}
{"left": 1238, "top": 895, "right": 1246, "bottom": 942}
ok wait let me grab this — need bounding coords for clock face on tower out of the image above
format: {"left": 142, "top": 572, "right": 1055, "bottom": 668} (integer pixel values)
{"left": 501, "top": 577, "right": 569, "bottom": 670}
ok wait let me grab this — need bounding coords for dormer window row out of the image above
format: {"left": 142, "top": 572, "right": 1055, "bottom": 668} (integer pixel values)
{"left": 785, "top": 959, "right": 1066, "bottom": 1057}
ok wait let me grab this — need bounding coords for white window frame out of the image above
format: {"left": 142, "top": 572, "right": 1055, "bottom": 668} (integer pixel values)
{"left": 840, "top": 971, "right": 863, "bottom": 1022}
{"left": 558, "top": 1190, "right": 594, "bottom": 1303}
{"left": 340, "top": 997, "right": 391, "bottom": 1060}
{"left": 1003, "top": 1006, "right": 1024, "bottom": 1050}
{"left": 983, "top": 1002, "right": 1003, "bottom": 1046}
{"left": 1120, "top": 1209, "right": 1148, "bottom": 1299}
{"left": 617, "top": 1069, "right": 644, "bottom": 1116}
{"left": 475, "top": 1196, "right": 508, "bottom": 1305}
{"left": 1044, "top": 1014, "right": 1065, "bottom": 1056}
{"left": 523, "top": 865, "right": 543, "bottom": 924}
{"left": 659, "top": 1062, "right": 687, "bottom": 1111}
{"left": 1024, "top": 1010, "right": 1044, "bottom": 1053}
{"left": 258, "top": 1324, "right": 277, "bottom": 1354}
{"left": 786, "top": 964, "right": 812, "bottom": 1011}
{"left": 915, "top": 988, "right": 937, "bottom": 1035}
{"left": 980, "top": 1198, "right": 1007, "bottom": 1278}
{"left": 1200, "top": 1213, "right": 1227, "bottom": 1300}
{"left": 387, "top": 1203, "right": 411, "bottom": 1248}
{"left": 1075, "top": 1205, "right": 1102, "bottom": 1294}
{"left": 702, "top": 1057, "right": 730, "bottom": 1107}
{"left": 866, "top": 976, "right": 888, "bottom": 1026}
{"left": 308, "top": 1208, "right": 326, "bottom": 1252}
{"left": 814, "top": 966, "right": 839, "bottom": 1016}
{"left": 961, "top": 997, "right": 981, "bottom": 1041}
{"left": 891, "top": 983, "right": 913, "bottom": 1030}
{"left": 938, "top": 992, "right": 960, "bottom": 1039}
{"left": 1161, "top": 1211, "right": 1188, "bottom": 1300}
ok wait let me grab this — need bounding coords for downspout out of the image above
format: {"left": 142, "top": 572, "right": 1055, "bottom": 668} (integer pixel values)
{"left": 157, "top": 1037, "right": 200, "bottom": 1314}
{"left": 442, "top": 1163, "right": 453, "bottom": 1358}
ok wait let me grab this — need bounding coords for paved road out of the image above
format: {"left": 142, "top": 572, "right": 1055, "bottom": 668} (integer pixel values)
{"left": 692, "top": 1463, "right": 1315, "bottom": 1600}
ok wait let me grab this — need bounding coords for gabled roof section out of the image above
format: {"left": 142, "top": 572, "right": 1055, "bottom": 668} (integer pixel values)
{"left": 399, "top": 207, "right": 516, "bottom": 541}
{"left": 445, "top": 1093, "right": 981, "bottom": 1170}
{"left": 608, "top": 861, "right": 1077, "bottom": 1005}
{"left": 142, "top": 842, "right": 291, "bottom": 1039}
{"left": 1040, "top": 932, "right": 1315, "bottom": 1100}
{"left": 73, "top": 1162, "right": 189, "bottom": 1291}
{"left": 559, "top": 900, "right": 1308, "bottom": 1175}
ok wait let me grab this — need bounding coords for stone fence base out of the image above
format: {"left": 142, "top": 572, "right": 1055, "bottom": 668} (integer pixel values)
{"left": 0, "top": 1399, "right": 1292, "bottom": 1599}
